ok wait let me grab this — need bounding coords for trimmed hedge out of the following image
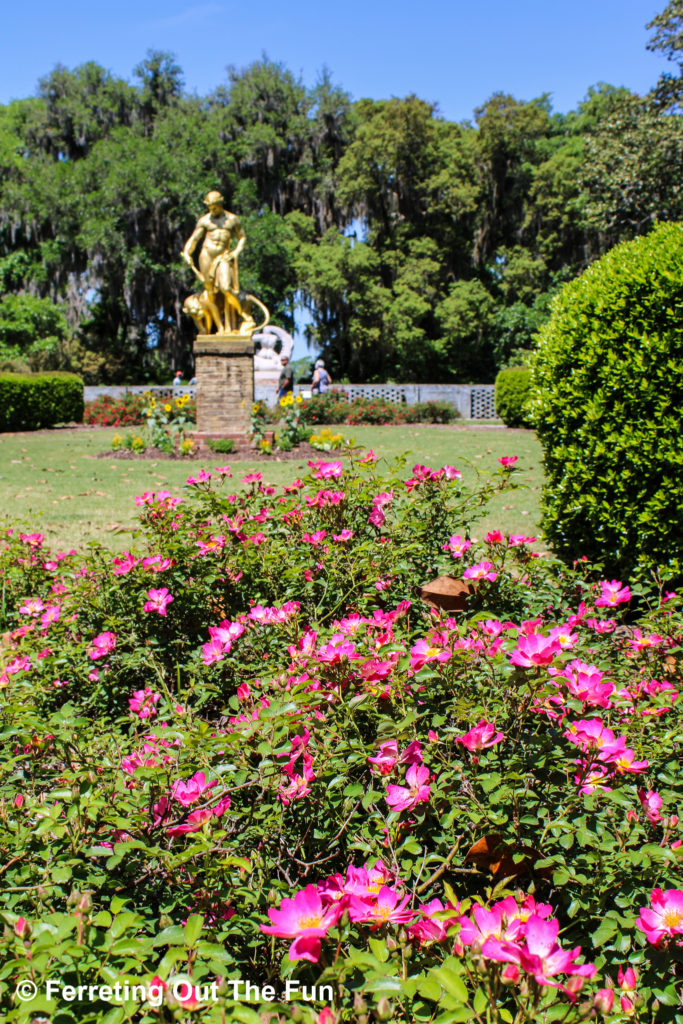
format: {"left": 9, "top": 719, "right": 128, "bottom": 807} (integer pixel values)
{"left": 0, "top": 372, "right": 84, "bottom": 431}
{"left": 299, "top": 392, "right": 460, "bottom": 425}
{"left": 494, "top": 366, "right": 532, "bottom": 427}
{"left": 530, "top": 221, "right": 683, "bottom": 583}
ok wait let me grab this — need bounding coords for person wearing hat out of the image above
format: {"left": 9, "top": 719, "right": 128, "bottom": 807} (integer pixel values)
{"left": 276, "top": 355, "right": 294, "bottom": 403}
{"left": 181, "top": 191, "right": 246, "bottom": 332}
{"left": 172, "top": 370, "right": 183, "bottom": 387}
{"left": 311, "top": 358, "right": 331, "bottom": 394}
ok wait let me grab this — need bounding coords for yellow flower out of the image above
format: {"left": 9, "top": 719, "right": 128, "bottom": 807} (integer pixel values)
{"left": 295, "top": 395, "right": 303, "bottom": 404}
{"left": 164, "top": 403, "right": 172, "bottom": 413}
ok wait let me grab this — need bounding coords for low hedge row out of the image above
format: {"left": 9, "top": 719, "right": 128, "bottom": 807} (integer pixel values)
{"left": 299, "top": 392, "right": 460, "bottom": 425}
{"left": 0, "top": 372, "right": 84, "bottom": 431}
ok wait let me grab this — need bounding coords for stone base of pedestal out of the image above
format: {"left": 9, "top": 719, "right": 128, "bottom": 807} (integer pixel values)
{"left": 189, "top": 430, "right": 274, "bottom": 457}
{"left": 254, "top": 367, "right": 280, "bottom": 405}
{"left": 193, "top": 333, "right": 254, "bottom": 435}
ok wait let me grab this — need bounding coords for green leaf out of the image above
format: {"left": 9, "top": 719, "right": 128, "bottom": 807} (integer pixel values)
{"left": 473, "top": 987, "right": 488, "bottom": 1014}
{"left": 430, "top": 967, "right": 468, "bottom": 1003}
{"left": 109, "top": 912, "right": 140, "bottom": 939}
{"left": 591, "top": 918, "right": 617, "bottom": 947}
{"left": 363, "top": 976, "right": 402, "bottom": 994}
{"left": 418, "top": 974, "right": 442, "bottom": 1001}
{"left": 369, "top": 937, "right": 389, "bottom": 963}
{"left": 184, "top": 913, "right": 204, "bottom": 947}
{"left": 152, "top": 925, "right": 186, "bottom": 947}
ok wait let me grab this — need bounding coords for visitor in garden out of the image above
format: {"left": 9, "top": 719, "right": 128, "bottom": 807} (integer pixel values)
{"left": 311, "top": 358, "right": 331, "bottom": 394}
{"left": 172, "top": 370, "right": 183, "bottom": 387}
{"left": 276, "top": 355, "right": 294, "bottom": 402}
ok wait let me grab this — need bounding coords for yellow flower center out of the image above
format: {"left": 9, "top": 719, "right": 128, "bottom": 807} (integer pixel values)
{"left": 298, "top": 913, "right": 322, "bottom": 929}
{"left": 663, "top": 908, "right": 683, "bottom": 928}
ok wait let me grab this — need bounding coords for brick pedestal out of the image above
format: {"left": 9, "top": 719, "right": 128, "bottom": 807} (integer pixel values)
{"left": 193, "top": 334, "right": 254, "bottom": 437}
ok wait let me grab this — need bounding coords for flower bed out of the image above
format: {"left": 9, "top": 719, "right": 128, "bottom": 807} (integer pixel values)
{"left": 98, "top": 441, "right": 325, "bottom": 462}
{"left": 84, "top": 392, "right": 197, "bottom": 428}
{"left": 0, "top": 453, "right": 681, "bottom": 1022}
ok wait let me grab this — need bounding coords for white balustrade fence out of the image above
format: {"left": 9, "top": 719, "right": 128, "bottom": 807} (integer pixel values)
{"left": 84, "top": 386, "right": 195, "bottom": 403}
{"left": 84, "top": 383, "right": 498, "bottom": 419}
{"left": 289, "top": 384, "right": 497, "bottom": 419}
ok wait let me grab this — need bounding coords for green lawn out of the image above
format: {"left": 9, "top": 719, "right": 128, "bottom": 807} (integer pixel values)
{"left": 0, "top": 425, "right": 544, "bottom": 552}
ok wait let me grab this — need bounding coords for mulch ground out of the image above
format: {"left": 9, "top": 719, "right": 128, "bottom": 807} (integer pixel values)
{"left": 96, "top": 441, "right": 324, "bottom": 462}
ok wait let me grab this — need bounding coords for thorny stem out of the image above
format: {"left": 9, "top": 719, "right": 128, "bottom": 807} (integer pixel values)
{"left": 417, "top": 838, "right": 463, "bottom": 894}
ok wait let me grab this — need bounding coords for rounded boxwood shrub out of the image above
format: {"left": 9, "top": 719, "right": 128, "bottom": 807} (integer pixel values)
{"left": 0, "top": 372, "right": 84, "bottom": 431}
{"left": 530, "top": 221, "right": 683, "bottom": 582}
{"left": 494, "top": 366, "right": 532, "bottom": 427}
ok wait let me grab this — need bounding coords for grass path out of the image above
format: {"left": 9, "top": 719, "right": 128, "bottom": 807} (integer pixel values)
{"left": 0, "top": 424, "right": 543, "bottom": 552}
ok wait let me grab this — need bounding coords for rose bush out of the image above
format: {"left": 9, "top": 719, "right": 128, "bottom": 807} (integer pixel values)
{"left": 0, "top": 451, "right": 681, "bottom": 1023}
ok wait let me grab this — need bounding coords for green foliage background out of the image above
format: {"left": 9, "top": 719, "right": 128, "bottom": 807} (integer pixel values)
{"left": 1, "top": 8, "right": 682, "bottom": 383}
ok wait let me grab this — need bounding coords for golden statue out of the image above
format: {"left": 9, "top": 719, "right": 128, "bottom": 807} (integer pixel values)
{"left": 181, "top": 191, "right": 269, "bottom": 336}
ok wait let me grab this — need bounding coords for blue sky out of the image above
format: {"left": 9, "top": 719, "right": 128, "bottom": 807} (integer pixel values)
{"left": 0, "top": 1, "right": 671, "bottom": 121}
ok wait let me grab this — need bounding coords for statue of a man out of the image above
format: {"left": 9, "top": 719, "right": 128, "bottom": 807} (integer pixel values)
{"left": 181, "top": 191, "right": 246, "bottom": 334}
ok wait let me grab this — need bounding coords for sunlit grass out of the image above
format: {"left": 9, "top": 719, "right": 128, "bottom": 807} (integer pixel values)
{"left": 0, "top": 424, "right": 543, "bottom": 552}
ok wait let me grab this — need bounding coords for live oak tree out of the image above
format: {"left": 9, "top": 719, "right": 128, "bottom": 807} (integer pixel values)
{"left": 0, "top": 5, "right": 680, "bottom": 384}
{"left": 647, "top": 0, "right": 683, "bottom": 110}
